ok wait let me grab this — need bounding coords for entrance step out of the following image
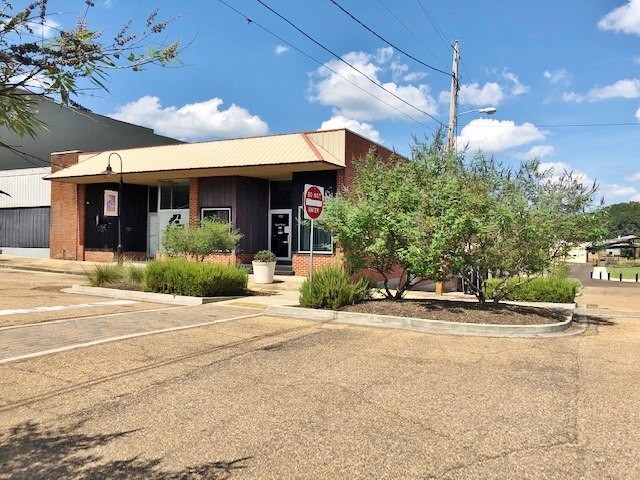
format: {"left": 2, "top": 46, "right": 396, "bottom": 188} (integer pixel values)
{"left": 241, "top": 264, "right": 295, "bottom": 276}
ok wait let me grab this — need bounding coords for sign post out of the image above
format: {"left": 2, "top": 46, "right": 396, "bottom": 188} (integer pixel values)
{"left": 303, "top": 184, "right": 324, "bottom": 282}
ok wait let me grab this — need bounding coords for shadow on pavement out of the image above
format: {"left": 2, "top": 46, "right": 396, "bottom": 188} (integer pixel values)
{"left": 0, "top": 421, "right": 249, "bottom": 479}
{"left": 577, "top": 314, "right": 616, "bottom": 327}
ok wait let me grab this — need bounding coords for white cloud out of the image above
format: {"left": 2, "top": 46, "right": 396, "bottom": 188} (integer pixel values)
{"left": 103, "top": 0, "right": 114, "bottom": 7}
{"left": 601, "top": 184, "right": 637, "bottom": 197}
{"left": 456, "top": 119, "right": 546, "bottom": 153}
{"left": 598, "top": 0, "right": 640, "bottom": 35}
{"left": 538, "top": 161, "right": 593, "bottom": 186}
{"left": 635, "top": 105, "right": 640, "bottom": 120}
{"left": 403, "top": 71, "right": 427, "bottom": 82}
{"left": 109, "top": 96, "right": 269, "bottom": 141}
{"left": 274, "top": 45, "right": 290, "bottom": 55}
{"left": 634, "top": 56, "right": 640, "bottom": 64}
{"left": 503, "top": 70, "right": 529, "bottom": 95}
{"left": 308, "top": 48, "right": 438, "bottom": 121}
{"left": 631, "top": 193, "right": 640, "bottom": 201}
{"left": 319, "top": 115, "right": 381, "bottom": 143}
{"left": 514, "top": 145, "right": 555, "bottom": 160}
{"left": 543, "top": 69, "right": 571, "bottom": 85}
{"left": 563, "top": 78, "right": 640, "bottom": 103}
{"left": 626, "top": 172, "right": 640, "bottom": 181}
{"left": 24, "top": 18, "right": 59, "bottom": 39}
{"left": 456, "top": 82, "right": 504, "bottom": 106}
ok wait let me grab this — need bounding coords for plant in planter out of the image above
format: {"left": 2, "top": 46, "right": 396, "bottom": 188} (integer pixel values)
{"left": 252, "top": 250, "right": 277, "bottom": 284}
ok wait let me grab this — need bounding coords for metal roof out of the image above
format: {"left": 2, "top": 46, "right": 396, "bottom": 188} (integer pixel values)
{"left": 46, "top": 131, "right": 346, "bottom": 184}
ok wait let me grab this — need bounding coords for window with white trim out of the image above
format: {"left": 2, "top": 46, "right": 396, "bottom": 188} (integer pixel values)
{"left": 201, "top": 207, "right": 232, "bottom": 225}
{"left": 297, "top": 206, "right": 333, "bottom": 253}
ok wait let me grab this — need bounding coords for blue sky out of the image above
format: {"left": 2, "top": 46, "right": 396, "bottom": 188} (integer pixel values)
{"left": 28, "top": 1, "right": 640, "bottom": 204}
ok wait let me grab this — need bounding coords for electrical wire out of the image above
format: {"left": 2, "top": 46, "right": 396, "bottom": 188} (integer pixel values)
{"left": 255, "top": 0, "right": 444, "bottom": 127}
{"left": 416, "top": 0, "right": 452, "bottom": 52}
{"left": 328, "top": 0, "right": 450, "bottom": 76}
{"left": 215, "top": 0, "right": 437, "bottom": 131}
{"left": 376, "top": 0, "right": 448, "bottom": 69}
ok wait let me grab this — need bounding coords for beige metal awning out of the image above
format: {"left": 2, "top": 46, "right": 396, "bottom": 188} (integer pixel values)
{"left": 46, "top": 131, "right": 346, "bottom": 185}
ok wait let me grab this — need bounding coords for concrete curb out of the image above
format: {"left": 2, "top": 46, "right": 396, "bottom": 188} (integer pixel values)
{"left": 267, "top": 304, "right": 575, "bottom": 337}
{"left": 64, "top": 285, "right": 241, "bottom": 306}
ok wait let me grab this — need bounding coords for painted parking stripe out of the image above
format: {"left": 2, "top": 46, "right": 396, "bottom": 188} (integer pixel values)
{"left": 0, "top": 300, "right": 137, "bottom": 316}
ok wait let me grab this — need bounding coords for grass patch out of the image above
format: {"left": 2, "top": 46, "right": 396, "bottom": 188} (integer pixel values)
{"left": 607, "top": 267, "right": 640, "bottom": 280}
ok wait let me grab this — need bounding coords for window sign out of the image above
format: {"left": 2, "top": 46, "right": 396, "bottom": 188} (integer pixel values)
{"left": 104, "top": 190, "right": 118, "bottom": 217}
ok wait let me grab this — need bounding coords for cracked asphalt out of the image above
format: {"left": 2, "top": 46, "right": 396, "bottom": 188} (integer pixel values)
{"left": 0, "top": 270, "right": 639, "bottom": 478}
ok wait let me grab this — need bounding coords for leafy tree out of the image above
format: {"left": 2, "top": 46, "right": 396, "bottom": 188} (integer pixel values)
{"left": 0, "top": 0, "right": 180, "bottom": 144}
{"left": 162, "top": 219, "right": 242, "bottom": 262}
{"left": 603, "top": 202, "right": 640, "bottom": 237}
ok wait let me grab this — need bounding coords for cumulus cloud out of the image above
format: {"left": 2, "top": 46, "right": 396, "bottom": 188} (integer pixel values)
{"left": 109, "top": 96, "right": 269, "bottom": 141}
{"left": 636, "top": 105, "right": 640, "bottom": 120}
{"left": 503, "top": 70, "right": 529, "bottom": 95}
{"left": 543, "top": 69, "right": 571, "bottom": 85}
{"left": 563, "top": 78, "right": 640, "bottom": 103}
{"left": 456, "top": 119, "right": 546, "bottom": 153}
{"left": 274, "top": 45, "right": 290, "bottom": 55}
{"left": 631, "top": 193, "right": 640, "bottom": 201}
{"left": 626, "top": 172, "right": 640, "bottom": 181}
{"left": 538, "top": 161, "right": 594, "bottom": 186}
{"left": 319, "top": 115, "right": 381, "bottom": 143}
{"left": 456, "top": 82, "right": 504, "bottom": 106}
{"left": 308, "top": 47, "right": 438, "bottom": 121}
{"left": 601, "top": 184, "right": 638, "bottom": 197}
{"left": 514, "top": 145, "right": 555, "bottom": 160}
{"left": 598, "top": 0, "right": 640, "bottom": 35}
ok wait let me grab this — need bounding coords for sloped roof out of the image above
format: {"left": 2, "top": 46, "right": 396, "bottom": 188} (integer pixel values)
{"left": 46, "top": 131, "right": 345, "bottom": 183}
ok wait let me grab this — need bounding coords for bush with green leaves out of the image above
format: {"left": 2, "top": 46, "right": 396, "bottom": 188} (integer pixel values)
{"left": 299, "top": 266, "right": 370, "bottom": 309}
{"left": 253, "top": 250, "right": 276, "bottom": 262}
{"left": 86, "top": 263, "right": 146, "bottom": 289}
{"left": 144, "top": 258, "right": 248, "bottom": 297}
{"left": 162, "top": 218, "right": 242, "bottom": 261}
{"left": 484, "top": 277, "right": 581, "bottom": 303}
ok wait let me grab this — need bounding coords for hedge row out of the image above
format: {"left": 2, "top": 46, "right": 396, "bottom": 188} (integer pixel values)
{"left": 484, "top": 276, "right": 581, "bottom": 303}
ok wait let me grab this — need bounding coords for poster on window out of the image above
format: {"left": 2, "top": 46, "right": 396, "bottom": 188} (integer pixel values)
{"left": 104, "top": 190, "right": 118, "bottom": 217}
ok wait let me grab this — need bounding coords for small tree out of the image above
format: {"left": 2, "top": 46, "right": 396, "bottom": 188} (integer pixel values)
{"left": 162, "top": 219, "right": 242, "bottom": 261}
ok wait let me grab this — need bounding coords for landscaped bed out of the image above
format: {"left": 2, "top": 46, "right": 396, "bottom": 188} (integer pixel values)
{"left": 340, "top": 299, "right": 568, "bottom": 325}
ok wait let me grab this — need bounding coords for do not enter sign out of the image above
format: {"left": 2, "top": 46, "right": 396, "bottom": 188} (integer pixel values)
{"left": 303, "top": 184, "right": 324, "bottom": 220}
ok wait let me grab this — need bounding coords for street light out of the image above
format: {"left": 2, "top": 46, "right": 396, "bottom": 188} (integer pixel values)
{"left": 103, "top": 152, "right": 124, "bottom": 264}
{"left": 446, "top": 106, "right": 497, "bottom": 152}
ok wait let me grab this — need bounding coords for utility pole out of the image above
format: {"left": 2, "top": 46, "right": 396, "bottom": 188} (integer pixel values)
{"left": 446, "top": 40, "right": 460, "bottom": 152}
{"left": 435, "top": 40, "right": 460, "bottom": 297}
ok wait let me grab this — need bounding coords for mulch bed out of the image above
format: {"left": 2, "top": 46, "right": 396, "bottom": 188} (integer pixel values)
{"left": 340, "top": 299, "right": 569, "bottom": 325}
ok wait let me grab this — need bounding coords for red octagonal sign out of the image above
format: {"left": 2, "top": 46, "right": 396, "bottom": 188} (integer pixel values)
{"left": 303, "top": 184, "right": 324, "bottom": 220}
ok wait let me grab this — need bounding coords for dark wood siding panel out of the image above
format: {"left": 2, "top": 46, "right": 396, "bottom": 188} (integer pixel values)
{"left": 0, "top": 207, "right": 50, "bottom": 247}
{"left": 198, "top": 177, "right": 237, "bottom": 215}
{"left": 236, "top": 177, "right": 269, "bottom": 254}
{"left": 84, "top": 183, "right": 148, "bottom": 252}
{"left": 291, "top": 171, "right": 337, "bottom": 253}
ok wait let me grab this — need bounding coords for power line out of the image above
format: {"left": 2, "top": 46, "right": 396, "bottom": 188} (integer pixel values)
{"left": 415, "top": 0, "right": 452, "bottom": 53}
{"left": 376, "top": 0, "right": 448, "bottom": 69}
{"left": 328, "top": 0, "right": 450, "bottom": 76}
{"left": 215, "top": 0, "right": 437, "bottom": 131}
{"left": 255, "top": 0, "right": 444, "bottom": 127}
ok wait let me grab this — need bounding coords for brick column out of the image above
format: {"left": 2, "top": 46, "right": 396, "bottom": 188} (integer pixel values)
{"left": 189, "top": 177, "right": 199, "bottom": 228}
{"left": 50, "top": 151, "right": 84, "bottom": 260}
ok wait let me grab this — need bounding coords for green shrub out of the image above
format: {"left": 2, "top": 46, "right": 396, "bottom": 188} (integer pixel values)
{"left": 144, "top": 258, "right": 248, "bottom": 297}
{"left": 162, "top": 218, "right": 242, "bottom": 261}
{"left": 484, "top": 276, "right": 581, "bottom": 303}
{"left": 299, "top": 266, "right": 370, "bottom": 309}
{"left": 87, "top": 263, "right": 124, "bottom": 287}
{"left": 123, "top": 265, "right": 145, "bottom": 284}
{"left": 253, "top": 250, "right": 276, "bottom": 262}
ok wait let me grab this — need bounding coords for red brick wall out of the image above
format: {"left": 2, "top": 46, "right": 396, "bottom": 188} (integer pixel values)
{"left": 84, "top": 250, "right": 147, "bottom": 262}
{"left": 338, "top": 130, "right": 398, "bottom": 191}
{"left": 189, "top": 177, "right": 199, "bottom": 227}
{"left": 50, "top": 151, "right": 85, "bottom": 260}
{"left": 292, "top": 253, "right": 341, "bottom": 275}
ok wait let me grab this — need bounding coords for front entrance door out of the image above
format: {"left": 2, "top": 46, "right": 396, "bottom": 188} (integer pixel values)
{"left": 269, "top": 210, "right": 291, "bottom": 260}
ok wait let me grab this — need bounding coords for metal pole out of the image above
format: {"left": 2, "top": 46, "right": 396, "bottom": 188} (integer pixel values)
{"left": 309, "top": 218, "right": 314, "bottom": 283}
{"left": 446, "top": 40, "right": 460, "bottom": 152}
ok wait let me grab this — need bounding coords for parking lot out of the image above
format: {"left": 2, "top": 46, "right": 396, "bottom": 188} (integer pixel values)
{"left": 0, "top": 267, "right": 639, "bottom": 479}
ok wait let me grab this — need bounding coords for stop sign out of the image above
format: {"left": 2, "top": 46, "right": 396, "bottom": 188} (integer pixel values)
{"left": 303, "top": 184, "right": 324, "bottom": 220}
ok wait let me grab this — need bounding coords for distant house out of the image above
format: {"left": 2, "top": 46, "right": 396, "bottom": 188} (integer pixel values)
{"left": 0, "top": 93, "right": 180, "bottom": 257}
{"left": 46, "top": 129, "right": 398, "bottom": 275}
{"left": 586, "top": 235, "right": 639, "bottom": 263}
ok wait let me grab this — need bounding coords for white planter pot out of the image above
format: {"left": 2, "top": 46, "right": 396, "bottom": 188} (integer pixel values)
{"left": 252, "top": 261, "right": 276, "bottom": 284}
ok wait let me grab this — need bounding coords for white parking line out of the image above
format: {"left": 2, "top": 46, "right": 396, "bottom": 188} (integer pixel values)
{"left": 0, "top": 300, "right": 137, "bottom": 316}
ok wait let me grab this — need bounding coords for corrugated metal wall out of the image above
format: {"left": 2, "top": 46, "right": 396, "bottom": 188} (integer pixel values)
{"left": 0, "top": 207, "right": 50, "bottom": 248}
{"left": 0, "top": 168, "right": 51, "bottom": 208}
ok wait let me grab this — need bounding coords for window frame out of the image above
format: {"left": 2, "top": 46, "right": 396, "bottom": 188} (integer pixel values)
{"left": 296, "top": 206, "right": 333, "bottom": 254}
{"left": 200, "top": 207, "right": 232, "bottom": 226}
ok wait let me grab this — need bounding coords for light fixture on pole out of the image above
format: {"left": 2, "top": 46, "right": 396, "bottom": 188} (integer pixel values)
{"left": 103, "top": 152, "right": 124, "bottom": 264}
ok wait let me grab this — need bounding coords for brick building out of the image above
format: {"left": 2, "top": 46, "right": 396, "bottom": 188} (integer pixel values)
{"left": 46, "top": 129, "right": 397, "bottom": 274}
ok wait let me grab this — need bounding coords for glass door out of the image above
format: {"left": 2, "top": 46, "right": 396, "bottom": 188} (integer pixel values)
{"left": 269, "top": 209, "right": 291, "bottom": 260}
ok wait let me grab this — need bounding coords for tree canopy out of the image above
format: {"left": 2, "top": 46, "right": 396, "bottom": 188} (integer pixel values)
{"left": 321, "top": 134, "right": 605, "bottom": 303}
{"left": 0, "top": 0, "right": 180, "bottom": 144}
{"left": 603, "top": 202, "right": 640, "bottom": 238}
